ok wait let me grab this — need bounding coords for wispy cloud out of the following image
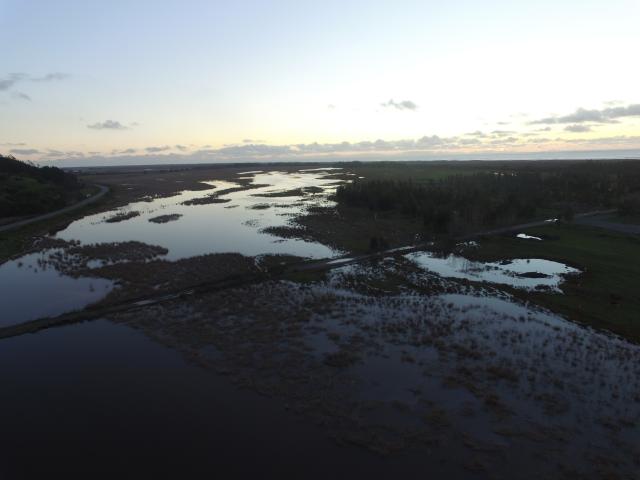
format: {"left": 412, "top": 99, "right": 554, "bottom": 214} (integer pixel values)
{"left": 491, "top": 130, "right": 516, "bottom": 137}
{"left": 0, "top": 73, "right": 26, "bottom": 91}
{"left": 32, "top": 73, "right": 70, "bottom": 82}
{"left": 565, "top": 124, "right": 591, "bottom": 133}
{"left": 87, "top": 120, "right": 129, "bottom": 130}
{"left": 10, "top": 148, "right": 40, "bottom": 155}
{"left": 465, "top": 130, "right": 487, "bottom": 138}
{"left": 145, "top": 145, "right": 170, "bottom": 153}
{"left": 0, "top": 72, "right": 69, "bottom": 97}
{"left": 380, "top": 99, "right": 418, "bottom": 111}
{"left": 11, "top": 91, "right": 31, "bottom": 101}
{"left": 530, "top": 104, "right": 640, "bottom": 125}
{"left": 35, "top": 129, "right": 640, "bottom": 167}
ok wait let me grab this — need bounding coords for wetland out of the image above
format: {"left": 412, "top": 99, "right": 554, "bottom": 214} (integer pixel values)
{"left": 1, "top": 160, "right": 639, "bottom": 479}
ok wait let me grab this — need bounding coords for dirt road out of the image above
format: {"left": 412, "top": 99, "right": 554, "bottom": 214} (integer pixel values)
{"left": 0, "top": 184, "right": 109, "bottom": 233}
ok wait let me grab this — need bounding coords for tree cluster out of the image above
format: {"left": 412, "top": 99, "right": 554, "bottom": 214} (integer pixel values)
{"left": 0, "top": 154, "right": 81, "bottom": 217}
{"left": 336, "top": 161, "right": 640, "bottom": 234}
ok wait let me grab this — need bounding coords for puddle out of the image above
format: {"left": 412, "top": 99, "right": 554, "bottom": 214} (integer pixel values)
{"left": 0, "top": 251, "right": 113, "bottom": 327}
{"left": 517, "top": 233, "right": 542, "bottom": 240}
{"left": 406, "top": 252, "right": 579, "bottom": 291}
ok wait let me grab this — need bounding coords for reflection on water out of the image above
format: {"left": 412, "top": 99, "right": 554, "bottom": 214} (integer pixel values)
{"left": 0, "top": 170, "right": 343, "bottom": 325}
{"left": 517, "top": 233, "right": 542, "bottom": 240}
{"left": 57, "top": 170, "right": 341, "bottom": 260}
{"left": 406, "top": 252, "right": 579, "bottom": 291}
{"left": 0, "top": 250, "right": 113, "bottom": 326}
{"left": 0, "top": 318, "right": 438, "bottom": 478}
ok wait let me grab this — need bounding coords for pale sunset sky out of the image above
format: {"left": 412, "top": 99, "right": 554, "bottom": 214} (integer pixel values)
{"left": 1, "top": 0, "right": 639, "bottom": 165}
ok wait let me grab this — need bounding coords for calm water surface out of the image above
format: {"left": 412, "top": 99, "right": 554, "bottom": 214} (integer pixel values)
{"left": 0, "top": 169, "right": 342, "bottom": 326}
{"left": 0, "top": 319, "right": 452, "bottom": 479}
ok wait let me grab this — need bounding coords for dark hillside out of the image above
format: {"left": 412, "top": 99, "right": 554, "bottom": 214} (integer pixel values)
{"left": 0, "top": 155, "right": 82, "bottom": 217}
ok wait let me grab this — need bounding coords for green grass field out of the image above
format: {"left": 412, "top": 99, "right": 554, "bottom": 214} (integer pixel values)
{"left": 468, "top": 223, "right": 640, "bottom": 342}
{"left": 349, "top": 161, "right": 493, "bottom": 182}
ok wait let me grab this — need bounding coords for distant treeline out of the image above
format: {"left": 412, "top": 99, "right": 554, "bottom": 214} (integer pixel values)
{"left": 336, "top": 161, "right": 640, "bottom": 235}
{"left": 0, "top": 154, "right": 82, "bottom": 217}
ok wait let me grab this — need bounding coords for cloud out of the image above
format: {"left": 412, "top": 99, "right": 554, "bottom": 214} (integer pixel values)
{"left": 1, "top": 142, "right": 26, "bottom": 146}
{"left": 174, "top": 144, "right": 188, "bottom": 151}
{"left": 565, "top": 124, "right": 591, "bottom": 133}
{"left": 458, "top": 138, "right": 482, "bottom": 146}
{"left": 488, "top": 136, "right": 519, "bottom": 145}
{"left": 213, "top": 144, "right": 293, "bottom": 156}
{"left": 491, "top": 130, "right": 516, "bottom": 137}
{"left": 10, "top": 148, "right": 40, "bottom": 155}
{"left": 145, "top": 145, "right": 170, "bottom": 153}
{"left": 87, "top": 120, "right": 128, "bottom": 130}
{"left": 242, "top": 139, "right": 265, "bottom": 144}
{"left": 110, "top": 148, "right": 137, "bottom": 155}
{"left": 466, "top": 130, "right": 487, "bottom": 138}
{"left": 0, "top": 72, "right": 68, "bottom": 92}
{"left": 11, "top": 91, "right": 31, "bottom": 101}
{"left": 380, "top": 99, "right": 418, "bottom": 111}
{"left": 530, "top": 104, "right": 640, "bottom": 124}
{"left": 0, "top": 73, "right": 26, "bottom": 91}
{"left": 416, "top": 135, "right": 445, "bottom": 147}
{"left": 32, "top": 73, "right": 69, "bottom": 82}
{"left": 33, "top": 130, "right": 640, "bottom": 168}
{"left": 559, "top": 135, "right": 640, "bottom": 146}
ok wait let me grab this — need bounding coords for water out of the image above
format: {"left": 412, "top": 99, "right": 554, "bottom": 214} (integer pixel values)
{"left": 0, "top": 169, "right": 343, "bottom": 325}
{"left": 57, "top": 170, "right": 340, "bottom": 260}
{"left": 406, "top": 252, "right": 579, "bottom": 291}
{"left": 0, "top": 319, "right": 453, "bottom": 478}
{"left": 134, "top": 263, "right": 638, "bottom": 478}
{"left": 0, "top": 250, "right": 113, "bottom": 326}
{"left": 516, "top": 233, "right": 542, "bottom": 240}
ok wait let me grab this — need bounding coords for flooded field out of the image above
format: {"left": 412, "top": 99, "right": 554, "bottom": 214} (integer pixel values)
{"left": 1, "top": 165, "right": 639, "bottom": 479}
{"left": 108, "top": 259, "right": 640, "bottom": 478}
{"left": 0, "top": 169, "right": 343, "bottom": 325}
{"left": 406, "top": 252, "right": 580, "bottom": 292}
{"left": 57, "top": 170, "right": 341, "bottom": 260}
{"left": 0, "top": 319, "right": 444, "bottom": 478}
{"left": 0, "top": 250, "right": 113, "bottom": 326}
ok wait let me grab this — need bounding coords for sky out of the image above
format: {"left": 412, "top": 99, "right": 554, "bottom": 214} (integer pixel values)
{"left": 1, "top": 0, "right": 640, "bottom": 166}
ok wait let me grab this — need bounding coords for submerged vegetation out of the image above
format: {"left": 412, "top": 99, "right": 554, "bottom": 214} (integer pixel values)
{"left": 2, "top": 162, "right": 639, "bottom": 479}
{"left": 104, "top": 210, "right": 140, "bottom": 223}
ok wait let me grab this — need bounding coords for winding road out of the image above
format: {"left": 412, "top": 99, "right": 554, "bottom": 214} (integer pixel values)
{"left": 0, "top": 184, "right": 109, "bottom": 233}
